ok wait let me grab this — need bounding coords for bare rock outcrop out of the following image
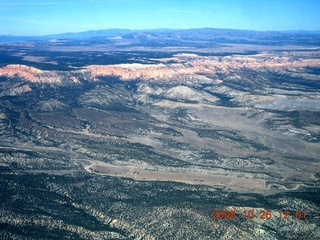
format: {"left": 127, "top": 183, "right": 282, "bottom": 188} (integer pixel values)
{"left": 0, "top": 64, "right": 89, "bottom": 84}
{"left": 0, "top": 84, "right": 32, "bottom": 97}
{"left": 163, "top": 85, "right": 218, "bottom": 103}
{"left": 0, "top": 64, "right": 61, "bottom": 83}
{"left": 36, "top": 99, "right": 68, "bottom": 112}
{"left": 1, "top": 52, "right": 319, "bottom": 85}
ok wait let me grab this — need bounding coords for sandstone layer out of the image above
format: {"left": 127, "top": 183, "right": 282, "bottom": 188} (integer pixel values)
{"left": 1, "top": 52, "right": 319, "bottom": 83}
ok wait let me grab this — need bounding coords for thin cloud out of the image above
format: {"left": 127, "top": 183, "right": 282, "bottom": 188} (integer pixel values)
{"left": 0, "top": 16, "right": 56, "bottom": 25}
{"left": 87, "top": 0, "right": 146, "bottom": 2}
{"left": 169, "top": 9, "right": 200, "bottom": 14}
{"left": 0, "top": 1, "right": 64, "bottom": 10}
{"left": 0, "top": 1, "right": 63, "bottom": 6}
{"left": 151, "top": 6, "right": 242, "bottom": 17}
{"left": 202, "top": 3, "right": 282, "bottom": 13}
{"left": 155, "top": 9, "right": 213, "bottom": 15}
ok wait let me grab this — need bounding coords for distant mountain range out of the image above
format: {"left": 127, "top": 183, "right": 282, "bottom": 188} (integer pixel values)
{"left": 1, "top": 28, "right": 320, "bottom": 43}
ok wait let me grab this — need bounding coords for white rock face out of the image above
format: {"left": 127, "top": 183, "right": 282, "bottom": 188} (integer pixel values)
{"left": 0, "top": 84, "right": 32, "bottom": 97}
{"left": 163, "top": 85, "right": 218, "bottom": 103}
{"left": 254, "top": 96, "right": 320, "bottom": 111}
{"left": 36, "top": 99, "right": 68, "bottom": 112}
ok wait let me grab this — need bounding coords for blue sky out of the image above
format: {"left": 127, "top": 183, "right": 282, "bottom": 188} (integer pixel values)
{"left": 1, "top": 0, "right": 320, "bottom": 36}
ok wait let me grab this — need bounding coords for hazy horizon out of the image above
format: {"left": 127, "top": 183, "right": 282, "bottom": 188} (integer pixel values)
{"left": 1, "top": 0, "right": 320, "bottom": 36}
{"left": 3, "top": 27, "right": 320, "bottom": 38}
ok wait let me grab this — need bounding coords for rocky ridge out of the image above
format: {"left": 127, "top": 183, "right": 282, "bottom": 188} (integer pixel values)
{"left": 1, "top": 52, "right": 319, "bottom": 112}
{"left": 86, "top": 52, "right": 320, "bottom": 81}
{"left": 1, "top": 52, "right": 319, "bottom": 84}
{"left": 0, "top": 64, "right": 89, "bottom": 84}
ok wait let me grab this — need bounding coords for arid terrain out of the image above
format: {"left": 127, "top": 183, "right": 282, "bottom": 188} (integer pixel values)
{"left": 0, "top": 28, "right": 319, "bottom": 239}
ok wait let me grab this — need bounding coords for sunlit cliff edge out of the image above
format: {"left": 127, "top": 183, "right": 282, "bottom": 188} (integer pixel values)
{"left": 0, "top": 52, "right": 319, "bottom": 83}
